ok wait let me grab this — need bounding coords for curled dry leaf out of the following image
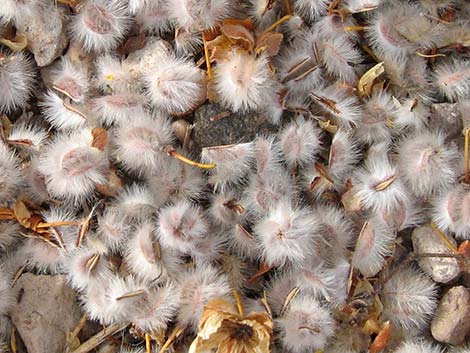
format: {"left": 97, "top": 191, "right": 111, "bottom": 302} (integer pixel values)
{"left": 0, "top": 34, "right": 28, "bottom": 51}
{"left": 255, "top": 32, "right": 283, "bottom": 57}
{"left": 91, "top": 128, "right": 108, "bottom": 151}
{"left": 189, "top": 297, "right": 273, "bottom": 353}
{"left": 369, "top": 321, "right": 391, "bottom": 353}
{"left": 357, "top": 62, "right": 384, "bottom": 98}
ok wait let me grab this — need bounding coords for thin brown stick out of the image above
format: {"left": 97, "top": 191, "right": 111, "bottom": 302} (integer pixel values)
{"left": 70, "top": 323, "right": 129, "bottom": 353}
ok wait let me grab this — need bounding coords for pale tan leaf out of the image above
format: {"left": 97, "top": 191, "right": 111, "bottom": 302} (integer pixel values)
{"left": 0, "top": 34, "right": 28, "bottom": 51}
{"left": 358, "top": 62, "right": 384, "bottom": 97}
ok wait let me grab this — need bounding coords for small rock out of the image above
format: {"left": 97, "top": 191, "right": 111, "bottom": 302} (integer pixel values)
{"left": 16, "top": 2, "right": 69, "bottom": 67}
{"left": 412, "top": 225, "right": 461, "bottom": 283}
{"left": 125, "top": 37, "right": 172, "bottom": 78}
{"left": 429, "top": 103, "right": 463, "bottom": 139}
{"left": 10, "top": 274, "right": 82, "bottom": 353}
{"left": 192, "top": 103, "right": 279, "bottom": 148}
{"left": 431, "top": 286, "right": 470, "bottom": 344}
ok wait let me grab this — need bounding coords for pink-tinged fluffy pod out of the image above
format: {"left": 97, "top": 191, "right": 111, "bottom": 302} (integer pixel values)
{"left": 144, "top": 54, "right": 206, "bottom": 115}
{"left": 398, "top": 132, "right": 459, "bottom": 198}
{"left": 351, "top": 220, "right": 395, "bottom": 277}
{"left": 71, "top": 0, "right": 131, "bottom": 52}
{"left": 278, "top": 294, "right": 336, "bottom": 353}
{"left": 254, "top": 201, "right": 319, "bottom": 268}
{"left": 381, "top": 266, "right": 438, "bottom": 332}
{"left": 158, "top": 200, "right": 208, "bottom": 254}
{"left": 0, "top": 50, "right": 34, "bottom": 114}
{"left": 201, "top": 142, "right": 256, "bottom": 191}
{"left": 38, "top": 129, "right": 109, "bottom": 204}
{"left": 212, "top": 51, "right": 277, "bottom": 113}
{"left": 177, "top": 264, "right": 231, "bottom": 331}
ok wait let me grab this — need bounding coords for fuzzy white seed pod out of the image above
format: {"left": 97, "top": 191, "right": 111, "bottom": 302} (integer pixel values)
{"left": 227, "top": 223, "right": 259, "bottom": 260}
{"left": 356, "top": 91, "right": 398, "bottom": 144}
{"left": 191, "top": 232, "right": 226, "bottom": 264}
{"left": 292, "top": 0, "right": 329, "bottom": 21}
{"left": 254, "top": 135, "right": 284, "bottom": 177}
{"left": 248, "top": 0, "right": 279, "bottom": 28}
{"left": 254, "top": 201, "right": 319, "bottom": 268}
{"left": 41, "top": 91, "right": 88, "bottom": 131}
{"left": 144, "top": 55, "right": 206, "bottom": 115}
{"left": 96, "top": 208, "right": 130, "bottom": 252}
{"left": 433, "top": 185, "right": 470, "bottom": 239}
{"left": 448, "top": 343, "right": 470, "bottom": 353}
{"left": 166, "top": 0, "right": 233, "bottom": 31}
{"left": 0, "top": 222, "right": 20, "bottom": 252}
{"left": 0, "top": 51, "right": 34, "bottom": 113}
{"left": 7, "top": 123, "right": 47, "bottom": 154}
{"left": 112, "top": 113, "right": 173, "bottom": 175}
{"left": 41, "top": 207, "right": 81, "bottom": 249}
{"left": 277, "top": 47, "right": 323, "bottom": 99}
{"left": 316, "top": 205, "right": 355, "bottom": 262}
{"left": 38, "top": 130, "right": 109, "bottom": 204}
{"left": 131, "top": 282, "right": 180, "bottom": 332}
{"left": 21, "top": 238, "right": 65, "bottom": 274}
{"left": 65, "top": 239, "right": 112, "bottom": 291}
{"left": 0, "top": 266, "right": 15, "bottom": 316}
{"left": 115, "top": 184, "right": 159, "bottom": 221}
{"left": 84, "top": 275, "right": 146, "bottom": 325}
{"left": 278, "top": 295, "right": 336, "bottom": 353}
{"left": 208, "top": 190, "right": 245, "bottom": 227}
{"left": 71, "top": 0, "right": 131, "bottom": 52}
{"left": 92, "top": 93, "right": 146, "bottom": 126}
{"left": 393, "top": 340, "right": 444, "bottom": 353}
{"left": 312, "top": 85, "right": 363, "bottom": 127}
{"left": 279, "top": 116, "right": 322, "bottom": 169}
{"left": 174, "top": 28, "right": 203, "bottom": 56}
{"left": 315, "top": 33, "right": 362, "bottom": 83}
{"left": 127, "top": 0, "right": 150, "bottom": 14}
{"left": 294, "top": 262, "right": 336, "bottom": 301}
{"left": 125, "top": 222, "right": 180, "bottom": 283}
{"left": 351, "top": 220, "right": 395, "bottom": 277}
{"left": 23, "top": 159, "right": 50, "bottom": 203}
{"left": 0, "top": 0, "right": 44, "bottom": 24}
{"left": 94, "top": 55, "right": 136, "bottom": 93}
{"left": 328, "top": 129, "right": 361, "bottom": 179}
{"left": 147, "top": 155, "right": 205, "bottom": 204}
{"left": 51, "top": 58, "right": 89, "bottom": 103}
{"left": 345, "top": 0, "right": 380, "bottom": 13}
{"left": 433, "top": 58, "right": 470, "bottom": 102}
{"left": 158, "top": 200, "right": 208, "bottom": 254}
{"left": 135, "top": 0, "right": 172, "bottom": 35}
{"left": 201, "top": 142, "right": 255, "bottom": 191}
{"left": 382, "top": 266, "right": 438, "bottom": 332}
{"left": 0, "top": 142, "right": 23, "bottom": 202}
{"left": 213, "top": 51, "right": 276, "bottom": 112}
{"left": 392, "top": 97, "right": 429, "bottom": 132}
{"left": 353, "top": 152, "right": 407, "bottom": 213}
{"left": 177, "top": 264, "right": 231, "bottom": 331}
{"left": 266, "top": 273, "right": 297, "bottom": 316}
{"left": 398, "top": 132, "right": 459, "bottom": 197}
{"left": 367, "top": 2, "right": 439, "bottom": 60}
{"left": 377, "top": 198, "right": 423, "bottom": 231}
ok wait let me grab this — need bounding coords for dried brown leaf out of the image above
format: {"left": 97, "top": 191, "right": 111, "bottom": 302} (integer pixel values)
{"left": 255, "top": 31, "right": 283, "bottom": 57}
{"left": 0, "top": 34, "right": 28, "bottom": 51}
{"left": 91, "top": 128, "right": 108, "bottom": 151}
{"left": 358, "top": 62, "right": 384, "bottom": 97}
{"left": 369, "top": 321, "right": 391, "bottom": 353}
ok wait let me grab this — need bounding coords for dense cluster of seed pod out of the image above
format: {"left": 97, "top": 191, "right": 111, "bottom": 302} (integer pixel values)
{"left": 0, "top": 0, "right": 469, "bottom": 353}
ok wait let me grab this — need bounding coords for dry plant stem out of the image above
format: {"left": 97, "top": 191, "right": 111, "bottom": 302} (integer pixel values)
{"left": 11, "top": 265, "right": 25, "bottom": 287}
{"left": 145, "top": 333, "right": 152, "bottom": 353}
{"left": 262, "top": 15, "right": 292, "bottom": 34}
{"left": 465, "top": 128, "right": 470, "bottom": 184}
{"left": 10, "top": 326, "right": 16, "bottom": 353}
{"left": 416, "top": 51, "right": 446, "bottom": 58}
{"left": 160, "top": 325, "right": 185, "bottom": 353}
{"left": 284, "top": 0, "right": 292, "bottom": 15}
{"left": 344, "top": 26, "right": 367, "bottom": 31}
{"left": 65, "top": 314, "right": 88, "bottom": 353}
{"left": 233, "top": 289, "right": 244, "bottom": 316}
{"left": 430, "top": 223, "right": 459, "bottom": 254}
{"left": 202, "top": 32, "right": 212, "bottom": 80}
{"left": 280, "top": 287, "right": 300, "bottom": 316}
{"left": 165, "top": 147, "right": 216, "bottom": 169}
{"left": 70, "top": 323, "right": 129, "bottom": 353}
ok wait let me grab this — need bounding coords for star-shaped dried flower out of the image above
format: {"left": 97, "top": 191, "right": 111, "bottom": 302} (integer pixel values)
{"left": 189, "top": 296, "right": 273, "bottom": 353}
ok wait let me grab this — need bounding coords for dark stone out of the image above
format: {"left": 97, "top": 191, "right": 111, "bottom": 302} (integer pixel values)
{"left": 192, "top": 103, "right": 279, "bottom": 148}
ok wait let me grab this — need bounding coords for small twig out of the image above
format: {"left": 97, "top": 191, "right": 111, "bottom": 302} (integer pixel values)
{"left": 430, "top": 223, "right": 459, "bottom": 254}
{"left": 465, "top": 128, "right": 470, "bottom": 184}
{"left": 70, "top": 323, "right": 129, "bottom": 353}
{"left": 65, "top": 314, "right": 88, "bottom": 353}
